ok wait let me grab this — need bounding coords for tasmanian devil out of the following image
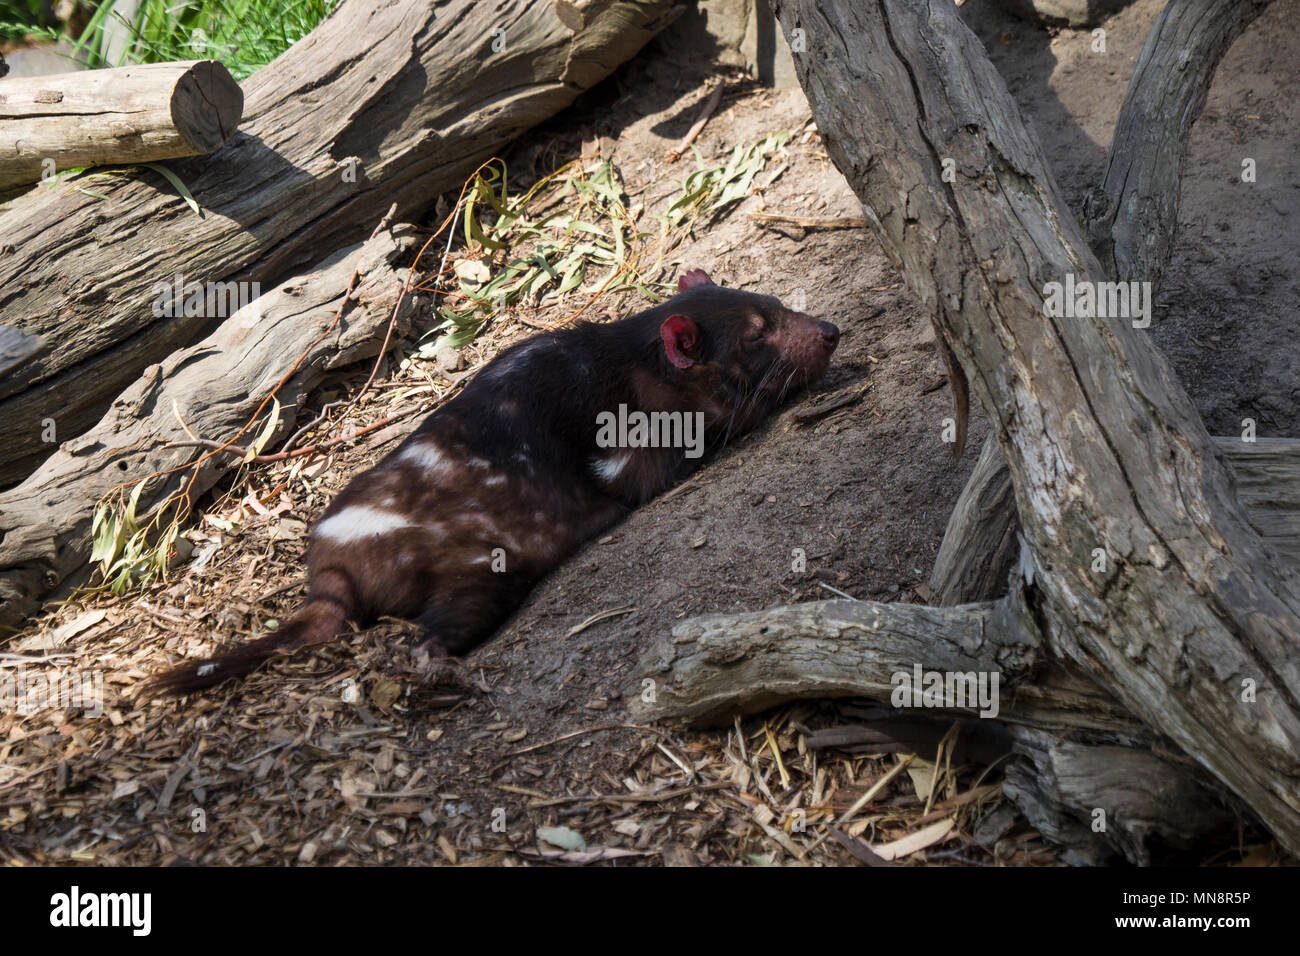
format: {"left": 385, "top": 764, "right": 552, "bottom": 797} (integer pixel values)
{"left": 147, "top": 269, "right": 839, "bottom": 695}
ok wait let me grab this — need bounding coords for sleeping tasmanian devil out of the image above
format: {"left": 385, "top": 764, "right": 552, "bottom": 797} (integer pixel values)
{"left": 148, "top": 270, "right": 839, "bottom": 695}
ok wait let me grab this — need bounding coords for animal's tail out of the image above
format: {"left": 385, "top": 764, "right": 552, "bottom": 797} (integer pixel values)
{"left": 144, "top": 572, "right": 354, "bottom": 697}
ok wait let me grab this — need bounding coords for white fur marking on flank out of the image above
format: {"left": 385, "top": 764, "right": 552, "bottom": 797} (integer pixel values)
{"left": 397, "top": 441, "right": 453, "bottom": 477}
{"left": 315, "top": 506, "right": 414, "bottom": 543}
{"left": 590, "top": 453, "right": 632, "bottom": 483}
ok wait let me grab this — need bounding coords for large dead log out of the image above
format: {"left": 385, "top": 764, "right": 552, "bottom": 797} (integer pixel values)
{"left": 935, "top": 0, "right": 1279, "bottom": 605}
{"left": 670, "top": 0, "right": 1300, "bottom": 855}
{"left": 0, "top": 0, "right": 678, "bottom": 489}
{"left": 0, "top": 223, "right": 415, "bottom": 633}
{"left": 926, "top": 437, "right": 1299, "bottom": 860}
{"left": 800, "top": 0, "right": 1300, "bottom": 855}
{"left": 0, "top": 61, "right": 244, "bottom": 193}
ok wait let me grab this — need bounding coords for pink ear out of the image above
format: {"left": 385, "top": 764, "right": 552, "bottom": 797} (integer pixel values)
{"left": 660, "top": 314, "right": 699, "bottom": 369}
{"left": 677, "top": 269, "right": 713, "bottom": 292}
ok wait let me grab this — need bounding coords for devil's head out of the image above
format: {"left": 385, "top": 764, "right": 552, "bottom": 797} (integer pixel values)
{"left": 650, "top": 269, "right": 839, "bottom": 436}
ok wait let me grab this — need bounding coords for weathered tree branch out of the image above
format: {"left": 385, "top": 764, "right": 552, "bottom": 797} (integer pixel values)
{"left": 929, "top": 433, "right": 1018, "bottom": 604}
{"left": 932, "top": 436, "right": 1300, "bottom": 604}
{"left": 1084, "top": 0, "right": 1277, "bottom": 281}
{"left": 1004, "top": 728, "right": 1239, "bottom": 865}
{"left": 0, "top": 225, "right": 415, "bottom": 632}
{"left": 630, "top": 592, "right": 1249, "bottom": 863}
{"left": 632, "top": 595, "right": 1040, "bottom": 725}
{"left": 936, "top": 0, "right": 1279, "bottom": 605}
{"left": 759, "top": 0, "right": 1300, "bottom": 854}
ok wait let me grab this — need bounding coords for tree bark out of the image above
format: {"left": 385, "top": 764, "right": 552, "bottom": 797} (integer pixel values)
{"left": 632, "top": 595, "right": 1040, "bottom": 726}
{"left": 0, "top": 0, "right": 678, "bottom": 489}
{"left": 928, "top": 433, "right": 1018, "bottom": 604}
{"left": 0, "top": 60, "right": 244, "bottom": 193}
{"left": 0, "top": 223, "right": 416, "bottom": 633}
{"left": 740, "top": 0, "right": 1300, "bottom": 855}
{"left": 931, "top": 436, "right": 1300, "bottom": 604}
{"left": 1003, "top": 728, "right": 1239, "bottom": 865}
{"left": 0, "top": 325, "right": 43, "bottom": 379}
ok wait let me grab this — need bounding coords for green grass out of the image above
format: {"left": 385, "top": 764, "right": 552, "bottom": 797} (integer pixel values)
{"left": 424, "top": 157, "right": 663, "bottom": 354}
{"left": 0, "top": 0, "right": 338, "bottom": 80}
{"left": 0, "top": 1, "right": 52, "bottom": 41}
{"left": 427, "top": 133, "right": 790, "bottom": 353}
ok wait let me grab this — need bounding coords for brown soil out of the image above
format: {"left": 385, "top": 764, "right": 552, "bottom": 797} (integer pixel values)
{"left": 1, "top": 0, "right": 1295, "bottom": 866}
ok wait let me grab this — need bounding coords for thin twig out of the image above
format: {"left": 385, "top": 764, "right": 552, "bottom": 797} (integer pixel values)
{"left": 282, "top": 185, "right": 470, "bottom": 456}
{"left": 164, "top": 403, "right": 426, "bottom": 463}
{"left": 667, "top": 84, "right": 725, "bottom": 163}
{"left": 750, "top": 212, "right": 872, "bottom": 230}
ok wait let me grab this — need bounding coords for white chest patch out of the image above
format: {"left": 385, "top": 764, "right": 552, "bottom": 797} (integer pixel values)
{"left": 590, "top": 452, "right": 633, "bottom": 484}
{"left": 315, "top": 505, "right": 414, "bottom": 543}
{"left": 397, "top": 441, "right": 454, "bottom": 478}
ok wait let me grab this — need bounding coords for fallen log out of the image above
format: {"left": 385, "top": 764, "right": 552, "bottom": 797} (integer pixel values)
{"left": 0, "top": 60, "right": 244, "bottom": 193}
{"left": 926, "top": 435, "right": 1299, "bottom": 860}
{"left": 632, "top": 596, "right": 1039, "bottom": 726}
{"left": 0, "top": 0, "right": 678, "bottom": 490}
{"left": 1003, "top": 729, "right": 1239, "bottom": 866}
{"left": 0, "top": 222, "right": 416, "bottom": 633}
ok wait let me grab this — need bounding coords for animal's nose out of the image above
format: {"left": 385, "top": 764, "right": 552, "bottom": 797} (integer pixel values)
{"left": 818, "top": 321, "right": 840, "bottom": 348}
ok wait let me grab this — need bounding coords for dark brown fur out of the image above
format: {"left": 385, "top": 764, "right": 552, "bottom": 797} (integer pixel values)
{"left": 147, "top": 270, "right": 839, "bottom": 696}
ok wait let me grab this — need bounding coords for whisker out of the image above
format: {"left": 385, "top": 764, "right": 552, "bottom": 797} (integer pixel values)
{"left": 776, "top": 367, "right": 799, "bottom": 403}
{"left": 727, "top": 358, "right": 783, "bottom": 446}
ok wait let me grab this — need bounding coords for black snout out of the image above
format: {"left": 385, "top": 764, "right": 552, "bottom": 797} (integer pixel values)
{"left": 818, "top": 321, "right": 840, "bottom": 349}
